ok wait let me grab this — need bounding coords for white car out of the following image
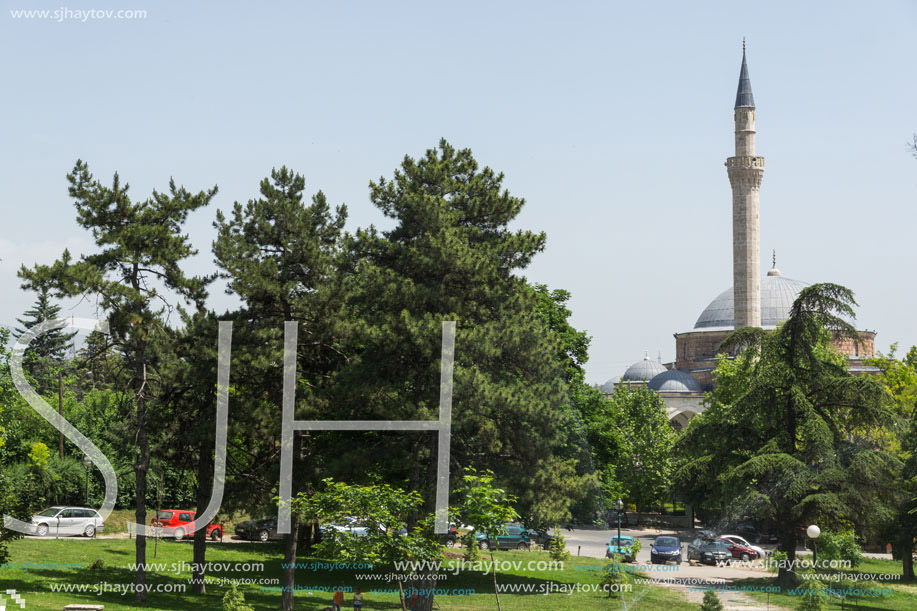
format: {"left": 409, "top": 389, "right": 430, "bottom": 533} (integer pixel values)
{"left": 30, "top": 506, "right": 105, "bottom": 537}
{"left": 720, "top": 534, "right": 765, "bottom": 558}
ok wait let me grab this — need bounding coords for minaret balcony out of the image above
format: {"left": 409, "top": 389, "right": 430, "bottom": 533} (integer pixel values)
{"left": 725, "top": 156, "right": 764, "bottom": 169}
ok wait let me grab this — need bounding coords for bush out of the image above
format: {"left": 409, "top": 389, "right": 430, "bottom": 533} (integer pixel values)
{"left": 462, "top": 533, "right": 480, "bottom": 562}
{"left": 700, "top": 589, "right": 724, "bottom": 610}
{"left": 816, "top": 530, "right": 862, "bottom": 568}
{"left": 795, "top": 577, "right": 828, "bottom": 611}
{"left": 549, "top": 528, "right": 570, "bottom": 561}
{"left": 222, "top": 583, "right": 253, "bottom": 611}
{"left": 600, "top": 559, "right": 631, "bottom": 598}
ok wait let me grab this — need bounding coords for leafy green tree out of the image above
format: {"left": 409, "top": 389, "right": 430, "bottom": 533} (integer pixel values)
{"left": 18, "top": 160, "right": 217, "bottom": 601}
{"left": 455, "top": 467, "right": 519, "bottom": 611}
{"left": 293, "top": 479, "right": 442, "bottom": 611}
{"left": 675, "top": 284, "right": 899, "bottom": 586}
{"left": 605, "top": 385, "right": 676, "bottom": 522}
{"left": 14, "top": 287, "right": 76, "bottom": 393}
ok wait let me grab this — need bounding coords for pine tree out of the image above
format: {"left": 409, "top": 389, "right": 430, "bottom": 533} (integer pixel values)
{"left": 675, "top": 284, "right": 900, "bottom": 587}
{"left": 700, "top": 589, "right": 725, "bottom": 611}
{"left": 14, "top": 287, "right": 76, "bottom": 392}
{"left": 19, "top": 160, "right": 216, "bottom": 601}
{"left": 341, "top": 139, "right": 584, "bottom": 526}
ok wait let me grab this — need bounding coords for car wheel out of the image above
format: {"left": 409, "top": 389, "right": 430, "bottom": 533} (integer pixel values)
{"left": 174, "top": 528, "right": 185, "bottom": 541}
{"left": 741, "top": 553, "right": 750, "bottom": 562}
{"left": 36, "top": 523, "right": 49, "bottom": 537}
{"left": 445, "top": 538, "right": 455, "bottom": 548}
{"left": 211, "top": 529, "right": 221, "bottom": 541}
{"left": 84, "top": 525, "right": 96, "bottom": 538}
{"left": 259, "top": 529, "right": 270, "bottom": 543}
{"left": 516, "top": 542, "right": 528, "bottom": 551}
{"left": 479, "top": 540, "right": 490, "bottom": 551}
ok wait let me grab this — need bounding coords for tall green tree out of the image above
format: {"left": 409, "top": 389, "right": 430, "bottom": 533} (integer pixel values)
{"left": 604, "top": 385, "right": 675, "bottom": 521}
{"left": 14, "top": 287, "right": 77, "bottom": 393}
{"left": 213, "top": 166, "right": 348, "bottom": 611}
{"left": 675, "top": 284, "right": 899, "bottom": 586}
{"left": 869, "top": 344, "right": 917, "bottom": 581}
{"left": 18, "top": 160, "right": 216, "bottom": 601}
{"left": 341, "top": 139, "right": 584, "bottom": 527}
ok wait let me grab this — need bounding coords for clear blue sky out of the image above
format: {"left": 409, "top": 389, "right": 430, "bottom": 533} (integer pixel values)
{"left": 2, "top": 0, "right": 915, "bottom": 383}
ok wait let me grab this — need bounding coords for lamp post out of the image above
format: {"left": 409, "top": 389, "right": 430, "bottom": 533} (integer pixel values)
{"left": 807, "top": 524, "right": 821, "bottom": 568}
{"left": 81, "top": 454, "right": 92, "bottom": 504}
{"left": 616, "top": 498, "right": 624, "bottom": 559}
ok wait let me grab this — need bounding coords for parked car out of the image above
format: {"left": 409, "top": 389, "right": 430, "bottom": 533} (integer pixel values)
{"left": 525, "top": 528, "right": 554, "bottom": 550}
{"left": 321, "top": 516, "right": 388, "bottom": 538}
{"left": 476, "top": 523, "right": 531, "bottom": 551}
{"left": 718, "top": 537, "right": 759, "bottom": 561}
{"left": 650, "top": 536, "right": 682, "bottom": 564}
{"left": 687, "top": 538, "right": 732, "bottom": 565}
{"left": 30, "top": 506, "right": 104, "bottom": 537}
{"left": 606, "top": 535, "right": 637, "bottom": 562}
{"left": 235, "top": 517, "right": 282, "bottom": 542}
{"left": 606, "top": 509, "right": 629, "bottom": 528}
{"left": 151, "top": 509, "right": 222, "bottom": 541}
{"left": 720, "top": 534, "right": 765, "bottom": 559}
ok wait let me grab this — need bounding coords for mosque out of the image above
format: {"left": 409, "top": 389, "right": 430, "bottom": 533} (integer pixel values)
{"left": 600, "top": 46, "right": 878, "bottom": 430}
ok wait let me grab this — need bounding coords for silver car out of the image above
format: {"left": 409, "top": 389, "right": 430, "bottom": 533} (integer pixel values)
{"left": 30, "top": 506, "right": 105, "bottom": 537}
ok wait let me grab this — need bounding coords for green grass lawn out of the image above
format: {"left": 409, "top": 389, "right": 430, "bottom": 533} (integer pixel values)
{"left": 733, "top": 556, "right": 917, "bottom": 610}
{"left": 1, "top": 537, "right": 698, "bottom": 610}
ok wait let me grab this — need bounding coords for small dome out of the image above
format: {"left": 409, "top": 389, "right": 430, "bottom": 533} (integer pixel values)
{"left": 621, "top": 355, "right": 667, "bottom": 382}
{"left": 599, "top": 377, "right": 620, "bottom": 393}
{"left": 648, "top": 369, "right": 703, "bottom": 393}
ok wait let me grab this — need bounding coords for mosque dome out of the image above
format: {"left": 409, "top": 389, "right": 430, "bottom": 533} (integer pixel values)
{"left": 621, "top": 355, "right": 667, "bottom": 382}
{"left": 693, "top": 268, "right": 808, "bottom": 330}
{"left": 599, "top": 376, "right": 620, "bottom": 393}
{"left": 648, "top": 369, "right": 703, "bottom": 393}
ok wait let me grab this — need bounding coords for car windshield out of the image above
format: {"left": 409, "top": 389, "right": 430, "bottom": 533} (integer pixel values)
{"left": 610, "top": 537, "right": 632, "bottom": 546}
{"left": 36, "top": 507, "right": 61, "bottom": 517}
{"left": 655, "top": 537, "right": 679, "bottom": 547}
{"left": 155, "top": 511, "right": 173, "bottom": 520}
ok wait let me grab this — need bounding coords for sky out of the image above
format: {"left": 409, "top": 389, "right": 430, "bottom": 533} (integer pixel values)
{"left": 1, "top": 0, "right": 915, "bottom": 384}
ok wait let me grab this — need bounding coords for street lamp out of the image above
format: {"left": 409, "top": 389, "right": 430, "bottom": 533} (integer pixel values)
{"left": 807, "top": 524, "right": 821, "bottom": 567}
{"left": 616, "top": 498, "right": 624, "bottom": 558}
{"left": 81, "top": 455, "right": 92, "bottom": 504}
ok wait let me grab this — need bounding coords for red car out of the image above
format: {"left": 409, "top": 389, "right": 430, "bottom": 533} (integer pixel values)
{"left": 718, "top": 537, "right": 759, "bottom": 561}
{"left": 150, "top": 510, "right": 222, "bottom": 541}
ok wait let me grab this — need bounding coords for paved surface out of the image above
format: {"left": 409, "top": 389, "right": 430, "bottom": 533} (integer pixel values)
{"left": 560, "top": 526, "right": 786, "bottom": 610}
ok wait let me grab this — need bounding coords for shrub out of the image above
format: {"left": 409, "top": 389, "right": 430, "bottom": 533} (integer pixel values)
{"left": 462, "top": 533, "right": 480, "bottom": 562}
{"left": 549, "top": 528, "right": 570, "bottom": 561}
{"left": 600, "top": 559, "right": 631, "bottom": 598}
{"left": 700, "top": 589, "right": 725, "bottom": 610}
{"left": 816, "top": 530, "right": 862, "bottom": 568}
{"left": 222, "top": 583, "right": 253, "bottom": 611}
{"left": 795, "top": 577, "right": 828, "bottom": 611}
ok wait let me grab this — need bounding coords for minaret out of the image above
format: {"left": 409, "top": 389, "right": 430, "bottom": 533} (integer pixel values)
{"left": 726, "top": 40, "right": 764, "bottom": 329}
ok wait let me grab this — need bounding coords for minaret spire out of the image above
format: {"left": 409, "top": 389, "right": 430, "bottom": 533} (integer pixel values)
{"left": 726, "top": 43, "right": 764, "bottom": 328}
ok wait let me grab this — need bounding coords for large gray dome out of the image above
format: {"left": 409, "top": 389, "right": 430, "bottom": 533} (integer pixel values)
{"left": 648, "top": 369, "right": 703, "bottom": 393}
{"left": 694, "top": 271, "right": 808, "bottom": 330}
{"left": 621, "top": 356, "right": 667, "bottom": 382}
{"left": 599, "top": 376, "right": 620, "bottom": 393}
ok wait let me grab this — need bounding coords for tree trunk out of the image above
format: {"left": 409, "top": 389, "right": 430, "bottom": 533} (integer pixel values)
{"left": 776, "top": 519, "right": 799, "bottom": 588}
{"left": 902, "top": 534, "right": 915, "bottom": 583}
{"left": 281, "top": 514, "right": 300, "bottom": 611}
{"left": 134, "top": 364, "right": 150, "bottom": 602}
{"left": 490, "top": 548, "right": 503, "bottom": 611}
{"left": 192, "top": 439, "right": 213, "bottom": 594}
{"left": 413, "top": 573, "right": 436, "bottom": 611}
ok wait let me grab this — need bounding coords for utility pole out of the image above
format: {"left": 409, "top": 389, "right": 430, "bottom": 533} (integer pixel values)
{"left": 58, "top": 371, "right": 64, "bottom": 460}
